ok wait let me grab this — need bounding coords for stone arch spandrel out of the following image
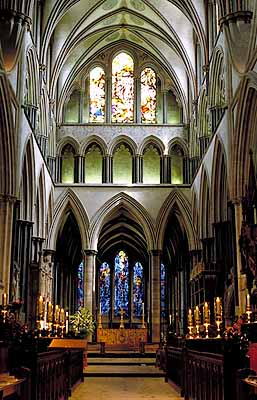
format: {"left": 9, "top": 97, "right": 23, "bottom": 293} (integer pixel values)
{"left": 89, "top": 192, "right": 156, "bottom": 252}
{"left": 138, "top": 135, "right": 165, "bottom": 156}
{"left": 108, "top": 135, "right": 138, "bottom": 156}
{"left": 56, "top": 135, "right": 80, "bottom": 156}
{"left": 48, "top": 188, "right": 90, "bottom": 250}
{"left": 156, "top": 189, "right": 199, "bottom": 252}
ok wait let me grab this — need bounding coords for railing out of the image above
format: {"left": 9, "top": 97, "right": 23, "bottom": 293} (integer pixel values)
{"left": 165, "top": 346, "right": 184, "bottom": 394}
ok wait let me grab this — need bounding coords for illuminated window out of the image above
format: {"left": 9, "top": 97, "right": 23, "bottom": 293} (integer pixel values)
{"left": 89, "top": 67, "right": 105, "bottom": 122}
{"left": 114, "top": 251, "right": 129, "bottom": 317}
{"left": 61, "top": 144, "right": 75, "bottom": 183}
{"left": 143, "top": 145, "right": 160, "bottom": 183}
{"left": 141, "top": 67, "right": 156, "bottom": 123}
{"left": 77, "top": 262, "right": 84, "bottom": 308}
{"left": 112, "top": 53, "right": 134, "bottom": 123}
{"left": 113, "top": 144, "right": 132, "bottom": 184}
{"left": 85, "top": 144, "right": 102, "bottom": 183}
{"left": 161, "top": 263, "right": 166, "bottom": 317}
{"left": 133, "top": 262, "right": 144, "bottom": 317}
{"left": 99, "top": 262, "right": 111, "bottom": 315}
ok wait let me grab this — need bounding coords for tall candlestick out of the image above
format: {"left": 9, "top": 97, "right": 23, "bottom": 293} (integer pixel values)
{"left": 194, "top": 306, "right": 201, "bottom": 325}
{"left": 142, "top": 302, "right": 144, "bottom": 315}
{"left": 246, "top": 294, "right": 251, "bottom": 309}
{"left": 38, "top": 295, "right": 43, "bottom": 316}
{"left": 215, "top": 297, "right": 222, "bottom": 318}
{"left": 55, "top": 305, "right": 59, "bottom": 323}
{"left": 203, "top": 302, "right": 210, "bottom": 324}
{"left": 169, "top": 314, "right": 172, "bottom": 325}
{"left": 65, "top": 312, "right": 69, "bottom": 334}
{"left": 2, "top": 293, "right": 7, "bottom": 307}
{"left": 60, "top": 308, "right": 65, "bottom": 324}
{"left": 47, "top": 302, "right": 53, "bottom": 323}
{"left": 188, "top": 309, "right": 193, "bottom": 326}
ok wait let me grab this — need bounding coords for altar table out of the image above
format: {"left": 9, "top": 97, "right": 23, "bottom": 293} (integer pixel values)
{"left": 97, "top": 328, "right": 147, "bottom": 346}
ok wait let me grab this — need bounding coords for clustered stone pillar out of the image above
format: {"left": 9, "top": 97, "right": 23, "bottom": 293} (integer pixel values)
{"left": 149, "top": 250, "right": 161, "bottom": 342}
{"left": 132, "top": 154, "right": 143, "bottom": 183}
{"left": 84, "top": 250, "right": 97, "bottom": 334}
{"left": 0, "top": 195, "right": 16, "bottom": 297}
{"left": 103, "top": 154, "right": 113, "bottom": 183}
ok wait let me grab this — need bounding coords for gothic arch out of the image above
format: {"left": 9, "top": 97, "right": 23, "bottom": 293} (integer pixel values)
{"left": 25, "top": 46, "right": 39, "bottom": 108}
{"left": 81, "top": 135, "right": 107, "bottom": 156}
{"left": 48, "top": 188, "right": 90, "bottom": 250}
{"left": 211, "top": 137, "right": 228, "bottom": 223}
{"left": 19, "top": 137, "right": 35, "bottom": 221}
{"left": 56, "top": 136, "right": 80, "bottom": 156}
{"left": 233, "top": 71, "right": 257, "bottom": 199}
{"left": 199, "top": 167, "right": 212, "bottom": 239}
{"left": 168, "top": 137, "right": 188, "bottom": 156}
{"left": 156, "top": 189, "right": 199, "bottom": 251}
{"left": 139, "top": 136, "right": 165, "bottom": 156}
{"left": 89, "top": 192, "right": 155, "bottom": 252}
{"left": 209, "top": 47, "right": 225, "bottom": 109}
{"left": 34, "top": 167, "right": 46, "bottom": 238}
{"left": 198, "top": 87, "right": 209, "bottom": 137}
{"left": 109, "top": 136, "right": 137, "bottom": 156}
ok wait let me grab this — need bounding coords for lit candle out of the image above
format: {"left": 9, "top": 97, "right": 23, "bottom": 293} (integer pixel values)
{"left": 169, "top": 314, "right": 172, "bottom": 325}
{"left": 55, "top": 305, "right": 59, "bottom": 323}
{"left": 60, "top": 308, "right": 65, "bottom": 324}
{"left": 65, "top": 311, "right": 69, "bottom": 334}
{"left": 47, "top": 302, "right": 53, "bottom": 323}
{"left": 194, "top": 306, "right": 201, "bottom": 324}
{"left": 99, "top": 303, "right": 101, "bottom": 315}
{"left": 2, "top": 293, "right": 7, "bottom": 307}
{"left": 247, "top": 294, "right": 251, "bottom": 308}
{"left": 204, "top": 302, "right": 210, "bottom": 324}
{"left": 215, "top": 297, "right": 222, "bottom": 319}
{"left": 38, "top": 295, "right": 43, "bottom": 316}
{"left": 142, "top": 302, "right": 145, "bottom": 315}
{"left": 188, "top": 309, "right": 193, "bottom": 326}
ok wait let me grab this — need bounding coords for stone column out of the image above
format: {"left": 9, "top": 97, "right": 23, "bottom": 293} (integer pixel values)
{"left": 84, "top": 250, "right": 97, "bottom": 318}
{"left": 103, "top": 155, "right": 113, "bottom": 183}
{"left": 74, "top": 155, "right": 85, "bottom": 183}
{"left": 232, "top": 199, "right": 247, "bottom": 315}
{"left": 160, "top": 155, "right": 171, "bottom": 183}
{"left": 149, "top": 250, "right": 161, "bottom": 342}
{"left": 0, "top": 195, "right": 16, "bottom": 297}
{"left": 55, "top": 156, "right": 62, "bottom": 183}
{"left": 132, "top": 155, "right": 143, "bottom": 183}
{"left": 162, "top": 90, "right": 168, "bottom": 124}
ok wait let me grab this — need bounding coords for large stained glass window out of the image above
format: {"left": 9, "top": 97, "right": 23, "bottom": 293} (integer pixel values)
{"left": 99, "top": 262, "right": 111, "bottom": 315}
{"left": 161, "top": 263, "right": 166, "bottom": 317}
{"left": 77, "top": 262, "right": 84, "bottom": 308}
{"left": 133, "top": 262, "right": 144, "bottom": 317}
{"left": 112, "top": 53, "right": 134, "bottom": 123}
{"left": 114, "top": 251, "right": 129, "bottom": 317}
{"left": 89, "top": 67, "right": 105, "bottom": 122}
{"left": 141, "top": 67, "right": 157, "bottom": 123}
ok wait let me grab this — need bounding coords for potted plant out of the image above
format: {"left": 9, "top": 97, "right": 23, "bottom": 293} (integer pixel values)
{"left": 69, "top": 307, "right": 95, "bottom": 338}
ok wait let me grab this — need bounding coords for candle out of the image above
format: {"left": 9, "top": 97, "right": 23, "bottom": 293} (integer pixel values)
{"left": 247, "top": 294, "right": 251, "bottom": 309}
{"left": 55, "top": 305, "right": 59, "bottom": 323}
{"left": 2, "top": 293, "right": 7, "bottom": 307}
{"left": 142, "top": 302, "right": 145, "bottom": 315}
{"left": 60, "top": 308, "right": 65, "bottom": 324}
{"left": 99, "top": 303, "right": 101, "bottom": 315}
{"left": 194, "top": 306, "right": 201, "bottom": 324}
{"left": 65, "top": 311, "right": 69, "bottom": 334}
{"left": 188, "top": 309, "right": 193, "bottom": 326}
{"left": 203, "top": 302, "right": 210, "bottom": 324}
{"left": 215, "top": 297, "right": 222, "bottom": 317}
{"left": 169, "top": 314, "right": 172, "bottom": 325}
{"left": 47, "top": 302, "right": 53, "bottom": 323}
{"left": 38, "top": 295, "right": 43, "bottom": 316}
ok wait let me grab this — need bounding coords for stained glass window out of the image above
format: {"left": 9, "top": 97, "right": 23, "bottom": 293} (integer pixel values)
{"left": 141, "top": 68, "right": 156, "bottom": 123}
{"left": 99, "top": 262, "right": 111, "bottom": 315}
{"left": 133, "top": 262, "right": 144, "bottom": 317}
{"left": 89, "top": 67, "right": 105, "bottom": 122}
{"left": 161, "top": 263, "right": 166, "bottom": 317}
{"left": 114, "top": 251, "right": 129, "bottom": 317}
{"left": 77, "top": 262, "right": 84, "bottom": 308}
{"left": 112, "top": 53, "right": 134, "bottom": 123}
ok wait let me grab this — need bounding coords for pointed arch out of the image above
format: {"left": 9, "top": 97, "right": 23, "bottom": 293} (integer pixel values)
{"left": 81, "top": 135, "right": 107, "bottom": 156}
{"left": 89, "top": 192, "right": 156, "bottom": 251}
{"left": 199, "top": 167, "right": 212, "bottom": 239}
{"left": 168, "top": 137, "right": 188, "bottom": 157}
{"left": 108, "top": 135, "right": 137, "bottom": 156}
{"left": 211, "top": 137, "right": 228, "bottom": 223}
{"left": 56, "top": 136, "right": 80, "bottom": 156}
{"left": 34, "top": 167, "right": 46, "bottom": 238}
{"left": 19, "top": 137, "right": 35, "bottom": 221}
{"left": 139, "top": 135, "right": 165, "bottom": 156}
{"left": 48, "top": 188, "right": 90, "bottom": 250}
{"left": 156, "top": 189, "right": 199, "bottom": 251}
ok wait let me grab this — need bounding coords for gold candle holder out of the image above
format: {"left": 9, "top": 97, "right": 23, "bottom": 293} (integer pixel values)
{"left": 194, "top": 306, "right": 201, "bottom": 338}
{"left": 246, "top": 293, "right": 252, "bottom": 323}
{"left": 215, "top": 297, "right": 222, "bottom": 338}
{"left": 203, "top": 302, "right": 210, "bottom": 338}
{"left": 187, "top": 308, "right": 194, "bottom": 338}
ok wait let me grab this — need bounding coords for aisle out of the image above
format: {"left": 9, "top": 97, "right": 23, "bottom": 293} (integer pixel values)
{"left": 71, "top": 376, "right": 182, "bottom": 399}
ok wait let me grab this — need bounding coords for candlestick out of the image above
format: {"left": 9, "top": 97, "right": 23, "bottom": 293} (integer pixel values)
{"left": 246, "top": 294, "right": 251, "bottom": 310}
{"left": 54, "top": 305, "right": 60, "bottom": 323}
{"left": 215, "top": 297, "right": 222, "bottom": 320}
{"left": 47, "top": 302, "right": 53, "bottom": 323}
{"left": 194, "top": 306, "right": 201, "bottom": 338}
{"left": 38, "top": 295, "right": 43, "bottom": 316}
{"left": 99, "top": 302, "right": 102, "bottom": 315}
{"left": 65, "top": 311, "right": 69, "bottom": 334}
{"left": 188, "top": 309, "right": 193, "bottom": 326}
{"left": 60, "top": 308, "right": 65, "bottom": 324}
{"left": 203, "top": 302, "right": 210, "bottom": 324}
{"left": 2, "top": 293, "right": 7, "bottom": 307}
{"left": 169, "top": 314, "right": 172, "bottom": 325}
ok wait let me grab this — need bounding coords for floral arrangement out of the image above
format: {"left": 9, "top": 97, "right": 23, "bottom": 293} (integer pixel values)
{"left": 69, "top": 307, "right": 95, "bottom": 337}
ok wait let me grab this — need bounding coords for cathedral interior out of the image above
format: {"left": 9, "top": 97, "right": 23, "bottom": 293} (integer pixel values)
{"left": 0, "top": 0, "right": 257, "bottom": 399}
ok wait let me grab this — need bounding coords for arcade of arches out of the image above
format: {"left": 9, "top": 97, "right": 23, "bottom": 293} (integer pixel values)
{"left": 0, "top": 0, "right": 257, "bottom": 380}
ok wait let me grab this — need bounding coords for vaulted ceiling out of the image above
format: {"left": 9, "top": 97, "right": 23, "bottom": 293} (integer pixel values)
{"left": 41, "top": 0, "right": 207, "bottom": 118}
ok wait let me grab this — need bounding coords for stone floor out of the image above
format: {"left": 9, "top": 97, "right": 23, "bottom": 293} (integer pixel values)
{"left": 71, "top": 377, "right": 183, "bottom": 399}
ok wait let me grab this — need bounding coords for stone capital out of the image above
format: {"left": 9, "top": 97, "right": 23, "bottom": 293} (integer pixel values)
{"left": 84, "top": 249, "right": 98, "bottom": 256}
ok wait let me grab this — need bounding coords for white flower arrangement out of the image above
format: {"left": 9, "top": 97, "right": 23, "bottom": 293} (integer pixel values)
{"left": 69, "top": 307, "right": 95, "bottom": 336}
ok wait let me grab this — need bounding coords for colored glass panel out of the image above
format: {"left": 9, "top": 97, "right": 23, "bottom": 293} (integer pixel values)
{"left": 114, "top": 251, "right": 129, "bottom": 317}
{"left": 161, "top": 263, "right": 166, "bottom": 317}
{"left": 77, "top": 262, "right": 84, "bottom": 308}
{"left": 141, "top": 67, "right": 156, "bottom": 123}
{"left": 89, "top": 67, "right": 105, "bottom": 122}
{"left": 99, "top": 262, "right": 111, "bottom": 315}
{"left": 112, "top": 53, "right": 134, "bottom": 123}
{"left": 133, "top": 262, "right": 144, "bottom": 317}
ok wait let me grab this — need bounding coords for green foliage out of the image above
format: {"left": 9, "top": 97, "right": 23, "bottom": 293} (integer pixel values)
{"left": 69, "top": 307, "right": 95, "bottom": 336}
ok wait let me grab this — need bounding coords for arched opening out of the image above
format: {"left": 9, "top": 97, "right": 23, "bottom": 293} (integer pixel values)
{"left": 143, "top": 144, "right": 160, "bottom": 183}
{"left": 141, "top": 67, "right": 157, "bottom": 123}
{"left": 113, "top": 143, "right": 132, "bottom": 184}
{"left": 85, "top": 144, "right": 103, "bottom": 183}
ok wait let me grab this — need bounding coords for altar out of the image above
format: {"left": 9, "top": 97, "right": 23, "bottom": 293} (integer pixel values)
{"left": 97, "top": 328, "right": 147, "bottom": 347}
